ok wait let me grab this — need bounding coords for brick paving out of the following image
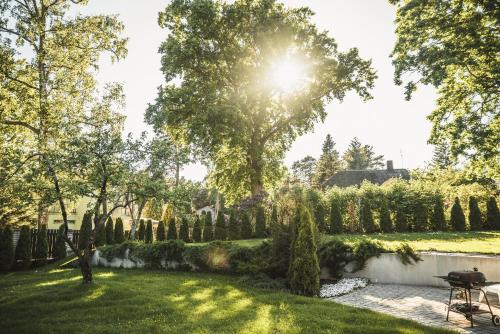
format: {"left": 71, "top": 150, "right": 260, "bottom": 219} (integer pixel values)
{"left": 329, "top": 284, "right": 500, "bottom": 334}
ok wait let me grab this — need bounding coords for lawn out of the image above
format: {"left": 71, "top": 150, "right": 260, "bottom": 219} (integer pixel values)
{"left": 0, "top": 267, "right": 454, "bottom": 334}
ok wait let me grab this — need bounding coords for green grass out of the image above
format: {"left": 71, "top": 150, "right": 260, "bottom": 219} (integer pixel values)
{"left": 0, "top": 267, "right": 454, "bottom": 334}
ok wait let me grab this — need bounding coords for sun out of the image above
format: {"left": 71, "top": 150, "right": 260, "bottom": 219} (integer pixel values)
{"left": 269, "top": 56, "right": 309, "bottom": 94}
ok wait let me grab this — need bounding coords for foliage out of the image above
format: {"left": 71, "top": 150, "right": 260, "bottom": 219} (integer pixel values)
{"left": 105, "top": 217, "right": 114, "bottom": 245}
{"left": 312, "top": 134, "right": 342, "bottom": 187}
{"left": 254, "top": 206, "right": 266, "bottom": 238}
{"left": 145, "top": 220, "right": 153, "bottom": 244}
{"left": 156, "top": 221, "right": 166, "bottom": 241}
{"left": 485, "top": 197, "right": 500, "bottom": 231}
{"left": 394, "top": 207, "right": 408, "bottom": 233}
{"left": 167, "top": 218, "right": 178, "bottom": 240}
{"left": 431, "top": 142, "right": 454, "bottom": 169}
{"left": 237, "top": 273, "right": 288, "bottom": 291}
{"left": 14, "top": 225, "right": 31, "bottom": 270}
{"left": 306, "top": 188, "right": 326, "bottom": 232}
{"left": 214, "top": 211, "right": 227, "bottom": 241}
{"left": 53, "top": 225, "right": 67, "bottom": 260}
{"left": 343, "top": 137, "right": 384, "bottom": 170}
{"left": 379, "top": 200, "right": 393, "bottom": 233}
{"left": 291, "top": 156, "right": 317, "bottom": 185}
{"left": 468, "top": 197, "right": 482, "bottom": 231}
{"left": 94, "top": 221, "right": 106, "bottom": 247}
{"left": 240, "top": 212, "right": 253, "bottom": 239}
{"left": 114, "top": 218, "right": 125, "bottom": 244}
{"left": 412, "top": 202, "right": 428, "bottom": 232}
{"left": 318, "top": 239, "right": 352, "bottom": 279}
{"left": 395, "top": 243, "right": 422, "bottom": 266}
{"left": 192, "top": 217, "right": 202, "bottom": 243}
{"left": 138, "top": 219, "right": 145, "bottom": 242}
{"left": 78, "top": 213, "right": 93, "bottom": 250}
{"left": 431, "top": 197, "right": 447, "bottom": 231}
{"left": 202, "top": 214, "right": 214, "bottom": 242}
{"left": 360, "top": 199, "right": 376, "bottom": 233}
{"left": 450, "top": 197, "right": 466, "bottom": 231}
{"left": 34, "top": 225, "right": 48, "bottom": 265}
{"left": 329, "top": 198, "right": 343, "bottom": 234}
{"left": 351, "top": 240, "right": 384, "bottom": 272}
{"left": 0, "top": 225, "right": 14, "bottom": 270}
{"left": 227, "top": 212, "right": 240, "bottom": 241}
{"left": 179, "top": 217, "right": 190, "bottom": 243}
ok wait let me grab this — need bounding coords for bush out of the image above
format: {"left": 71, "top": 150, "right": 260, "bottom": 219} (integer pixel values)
{"left": 255, "top": 206, "right": 266, "bottom": 238}
{"left": 0, "top": 225, "right": 14, "bottom": 270}
{"left": 360, "top": 199, "right": 376, "bottom": 233}
{"left": 167, "top": 218, "right": 178, "bottom": 240}
{"left": 202, "top": 213, "right": 213, "bottom": 242}
{"left": 34, "top": 225, "right": 48, "bottom": 265}
{"left": 240, "top": 212, "right": 253, "bottom": 239}
{"left": 379, "top": 200, "right": 393, "bottom": 233}
{"left": 214, "top": 211, "right": 227, "bottom": 240}
{"left": 53, "top": 224, "right": 67, "bottom": 260}
{"left": 306, "top": 189, "right": 327, "bottom": 232}
{"left": 318, "top": 239, "right": 352, "bottom": 278}
{"left": 288, "top": 204, "right": 320, "bottom": 297}
{"left": 395, "top": 243, "right": 422, "bottom": 265}
{"left": 450, "top": 197, "right": 466, "bottom": 231}
{"left": 179, "top": 217, "right": 190, "bottom": 242}
{"left": 485, "top": 197, "right": 500, "bottom": 230}
{"left": 227, "top": 211, "right": 240, "bottom": 240}
{"left": 79, "top": 212, "right": 93, "bottom": 250}
{"left": 15, "top": 225, "right": 31, "bottom": 269}
{"left": 468, "top": 196, "right": 482, "bottom": 231}
{"left": 105, "top": 216, "right": 114, "bottom": 244}
{"left": 329, "top": 199, "right": 343, "bottom": 234}
{"left": 138, "top": 219, "right": 145, "bottom": 241}
{"left": 192, "top": 216, "right": 202, "bottom": 242}
{"left": 413, "top": 202, "right": 428, "bottom": 232}
{"left": 352, "top": 239, "right": 384, "bottom": 272}
{"left": 156, "top": 221, "right": 166, "bottom": 241}
{"left": 395, "top": 207, "right": 408, "bottom": 232}
{"left": 94, "top": 221, "right": 106, "bottom": 247}
{"left": 114, "top": 217, "right": 125, "bottom": 244}
{"left": 145, "top": 220, "right": 153, "bottom": 243}
{"left": 431, "top": 197, "right": 447, "bottom": 231}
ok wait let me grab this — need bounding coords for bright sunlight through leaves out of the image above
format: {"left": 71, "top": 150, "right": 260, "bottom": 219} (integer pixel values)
{"left": 269, "top": 55, "right": 309, "bottom": 93}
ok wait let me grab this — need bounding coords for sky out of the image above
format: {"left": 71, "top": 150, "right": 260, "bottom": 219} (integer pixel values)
{"left": 81, "top": 0, "right": 438, "bottom": 182}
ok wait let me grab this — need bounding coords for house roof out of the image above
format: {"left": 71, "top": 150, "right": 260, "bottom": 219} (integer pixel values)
{"left": 323, "top": 168, "right": 410, "bottom": 188}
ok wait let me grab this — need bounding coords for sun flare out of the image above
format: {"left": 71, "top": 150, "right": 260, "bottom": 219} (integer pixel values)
{"left": 269, "top": 56, "right": 309, "bottom": 94}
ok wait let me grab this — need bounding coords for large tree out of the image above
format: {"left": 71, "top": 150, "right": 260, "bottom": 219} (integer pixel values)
{"left": 147, "top": 0, "right": 376, "bottom": 203}
{"left": 390, "top": 0, "right": 500, "bottom": 177}
{"left": 312, "top": 134, "right": 342, "bottom": 187}
{"left": 291, "top": 156, "right": 316, "bottom": 185}
{"left": 343, "top": 137, "right": 384, "bottom": 170}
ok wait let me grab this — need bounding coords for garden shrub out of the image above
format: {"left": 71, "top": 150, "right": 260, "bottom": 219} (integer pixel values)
{"left": 360, "top": 199, "right": 376, "bottom": 233}
{"left": 179, "top": 217, "right": 190, "bottom": 242}
{"left": 34, "top": 225, "right": 48, "bottom": 265}
{"left": 79, "top": 212, "right": 92, "bottom": 250}
{"left": 485, "top": 197, "right": 500, "bottom": 230}
{"left": 318, "top": 239, "right": 353, "bottom": 278}
{"left": 395, "top": 206, "right": 408, "bottom": 232}
{"left": 227, "top": 211, "right": 240, "bottom": 240}
{"left": 288, "top": 204, "right": 320, "bottom": 297}
{"left": 145, "top": 220, "right": 153, "bottom": 243}
{"left": 306, "top": 189, "right": 327, "bottom": 232}
{"left": 53, "top": 224, "right": 67, "bottom": 260}
{"left": 255, "top": 206, "right": 266, "bottom": 238}
{"left": 395, "top": 243, "right": 422, "bottom": 265}
{"left": 167, "top": 218, "right": 178, "bottom": 240}
{"left": 413, "top": 201, "right": 428, "bottom": 232}
{"left": 240, "top": 212, "right": 253, "bottom": 239}
{"left": 202, "top": 213, "right": 213, "bottom": 242}
{"left": 450, "top": 197, "right": 466, "bottom": 231}
{"left": 379, "top": 200, "right": 393, "bottom": 233}
{"left": 329, "top": 198, "right": 343, "bottom": 234}
{"left": 214, "top": 211, "right": 227, "bottom": 240}
{"left": 468, "top": 196, "right": 482, "bottom": 231}
{"left": 0, "top": 225, "right": 14, "bottom": 270}
{"left": 114, "top": 217, "right": 125, "bottom": 244}
{"left": 138, "top": 219, "right": 145, "bottom": 241}
{"left": 351, "top": 240, "right": 384, "bottom": 272}
{"left": 94, "top": 221, "right": 106, "bottom": 247}
{"left": 431, "top": 197, "right": 447, "bottom": 231}
{"left": 192, "top": 216, "right": 202, "bottom": 242}
{"left": 156, "top": 221, "right": 166, "bottom": 241}
{"left": 15, "top": 225, "right": 31, "bottom": 269}
{"left": 105, "top": 216, "right": 114, "bottom": 244}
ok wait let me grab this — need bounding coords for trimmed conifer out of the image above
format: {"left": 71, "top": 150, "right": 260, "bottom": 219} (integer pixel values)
{"left": 179, "top": 217, "right": 190, "bottom": 242}
{"left": 53, "top": 224, "right": 67, "bottom": 260}
{"left": 192, "top": 216, "right": 202, "bottom": 242}
{"left": 240, "top": 212, "right": 253, "bottom": 239}
{"left": 113, "top": 218, "right": 125, "bottom": 244}
{"left": 413, "top": 201, "right": 428, "bottom": 232}
{"left": 156, "top": 220, "right": 166, "bottom": 241}
{"left": 485, "top": 197, "right": 500, "bottom": 230}
{"left": 167, "top": 218, "right": 178, "bottom": 240}
{"left": 214, "top": 211, "right": 227, "bottom": 240}
{"left": 105, "top": 216, "right": 114, "bottom": 244}
{"left": 15, "top": 225, "right": 31, "bottom": 269}
{"left": 34, "top": 225, "right": 48, "bottom": 265}
{"left": 395, "top": 207, "right": 408, "bottom": 232}
{"left": 360, "top": 199, "right": 376, "bottom": 233}
{"left": 450, "top": 197, "right": 466, "bottom": 231}
{"left": 228, "top": 211, "right": 240, "bottom": 240}
{"left": 0, "top": 225, "right": 14, "bottom": 270}
{"left": 379, "top": 200, "right": 393, "bottom": 233}
{"left": 468, "top": 196, "right": 482, "bottom": 231}
{"left": 288, "top": 204, "right": 320, "bottom": 297}
{"left": 78, "top": 213, "right": 92, "bottom": 250}
{"left": 329, "top": 199, "right": 343, "bottom": 234}
{"left": 94, "top": 221, "right": 106, "bottom": 247}
{"left": 138, "top": 219, "right": 145, "bottom": 241}
{"left": 431, "top": 197, "right": 447, "bottom": 231}
{"left": 145, "top": 220, "right": 153, "bottom": 243}
{"left": 202, "top": 213, "right": 213, "bottom": 242}
{"left": 255, "top": 206, "right": 266, "bottom": 238}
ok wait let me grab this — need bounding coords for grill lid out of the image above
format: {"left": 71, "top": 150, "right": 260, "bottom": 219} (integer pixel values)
{"left": 447, "top": 270, "right": 486, "bottom": 283}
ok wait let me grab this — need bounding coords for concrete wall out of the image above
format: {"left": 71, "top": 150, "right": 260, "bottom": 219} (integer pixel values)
{"left": 321, "top": 252, "right": 500, "bottom": 287}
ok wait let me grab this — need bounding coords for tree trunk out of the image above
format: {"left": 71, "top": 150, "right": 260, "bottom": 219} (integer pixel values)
{"left": 80, "top": 246, "right": 93, "bottom": 284}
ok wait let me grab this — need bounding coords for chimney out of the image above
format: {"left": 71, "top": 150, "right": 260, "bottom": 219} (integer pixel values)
{"left": 386, "top": 160, "right": 394, "bottom": 171}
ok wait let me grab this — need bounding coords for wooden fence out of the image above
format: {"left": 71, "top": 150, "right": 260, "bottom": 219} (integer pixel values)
{"left": 12, "top": 229, "right": 80, "bottom": 259}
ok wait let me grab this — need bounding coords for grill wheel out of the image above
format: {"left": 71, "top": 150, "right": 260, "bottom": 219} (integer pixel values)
{"left": 493, "top": 315, "right": 500, "bottom": 326}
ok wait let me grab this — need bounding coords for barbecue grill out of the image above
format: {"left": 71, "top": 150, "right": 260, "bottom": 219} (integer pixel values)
{"left": 436, "top": 269, "right": 500, "bottom": 328}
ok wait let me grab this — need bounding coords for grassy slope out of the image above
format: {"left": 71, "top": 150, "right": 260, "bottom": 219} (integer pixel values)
{"left": 0, "top": 268, "right": 453, "bottom": 334}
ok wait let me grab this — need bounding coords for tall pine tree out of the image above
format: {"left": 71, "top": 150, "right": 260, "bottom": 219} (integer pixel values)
{"left": 329, "top": 199, "right": 343, "bottom": 234}
{"left": 156, "top": 221, "right": 166, "bottom": 241}
{"left": 179, "top": 217, "right": 190, "bottom": 242}
{"left": 34, "top": 225, "right": 48, "bottom": 265}
{"left": 214, "top": 211, "right": 227, "bottom": 240}
{"left": 138, "top": 219, "right": 145, "bottom": 242}
{"left": 431, "top": 197, "right": 447, "bottom": 231}
{"left": 145, "top": 220, "right": 153, "bottom": 243}
{"left": 312, "top": 134, "right": 341, "bottom": 187}
{"left": 192, "top": 216, "right": 202, "bottom": 242}
{"left": 167, "top": 218, "right": 178, "bottom": 240}
{"left": 79, "top": 213, "right": 93, "bottom": 250}
{"left": 0, "top": 225, "right": 14, "bottom": 270}
{"left": 468, "top": 196, "right": 482, "bottom": 231}
{"left": 105, "top": 216, "right": 114, "bottom": 245}
{"left": 485, "top": 197, "right": 500, "bottom": 230}
{"left": 255, "top": 206, "right": 266, "bottom": 238}
{"left": 379, "top": 200, "right": 393, "bottom": 233}
{"left": 395, "top": 206, "right": 408, "bottom": 232}
{"left": 228, "top": 211, "right": 240, "bottom": 240}
{"left": 413, "top": 201, "right": 428, "bottom": 232}
{"left": 360, "top": 199, "right": 376, "bottom": 233}
{"left": 450, "top": 197, "right": 466, "bottom": 231}
{"left": 15, "top": 225, "right": 31, "bottom": 269}
{"left": 240, "top": 212, "right": 253, "bottom": 239}
{"left": 114, "top": 217, "right": 125, "bottom": 244}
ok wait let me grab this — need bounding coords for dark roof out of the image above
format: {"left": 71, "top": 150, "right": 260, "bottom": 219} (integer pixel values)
{"left": 323, "top": 168, "right": 410, "bottom": 188}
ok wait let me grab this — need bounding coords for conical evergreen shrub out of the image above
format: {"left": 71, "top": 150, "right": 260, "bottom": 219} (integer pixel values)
{"left": 15, "top": 225, "right": 31, "bottom": 270}
{"left": 202, "top": 213, "right": 213, "bottom": 242}
{"left": 156, "top": 220, "right": 166, "bottom": 241}
{"left": 0, "top": 225, "right": 14, "bottom": 270}
{"left": 431, "top": 197, "right": 447, "bottom": 231}
{"left": 179, "top": 217, "right": 190, "bottom": 242}
{"left": 450, "top": 197, "right": 466, "bottom": 231}
{"left": 34, "top": 225, "right": 48, "bottom": 265}
{"left": 413, "top": 202, "right": 428, "bottom": 232}
{"left": 255, "top": 206, "right": 266, "bottom": 238}
{"left": 214, "top": 211, "right": 227, "bottom": 240}
{"left": 288, "top": 204, "right": 320, "bottom": 297}
{"left": 485, "top": 197, "right": 500, "bottom": 230}
{"left": 145, "top": 220, "right": 153, "bottom": 243}
{"left": 78, "top": 213, "right": 93, "bottom": 250}
{"left": 468, "top": 196, "right": 482, "bottom": 231}
{"left": 167, "top": 218, "right": 178, "bottom": 240}
{"left": 228, "top": 211, "right": 240, "bottom": 240}
{"left": 240, "top": 212, "right": 253, "bottom": 239}
{"left": 395, "top": 207, "right": 408, "bottom": 232}
{"left": 360, "top": 199, "right": 376, "bottom": 233}
{"left": 138, "top": 219, "right": 145, "bottom": 241}
{"left": 105, "top": 216, "right": 114, "bottom": 244}
{"left": 192, "top": 216, "right": 202, "bottom": 242}
{"left": 114, "top": 217, "right": 125, "bottom": 244}
{"left": 329, "top": 199, "right": 343, "bottom": 234}
{"left": 53, "top": 224, "right": 67, "bottom": 260}
{"left": 379, "top": 200, "right": 393, "bottom": 233}
{"left": 94, "top": 221, "right": 106, "bottom": 247}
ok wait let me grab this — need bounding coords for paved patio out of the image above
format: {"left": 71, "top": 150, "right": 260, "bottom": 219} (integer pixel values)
{"left": 329, "top": 284, "right": 500, "bottom": 334}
